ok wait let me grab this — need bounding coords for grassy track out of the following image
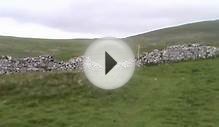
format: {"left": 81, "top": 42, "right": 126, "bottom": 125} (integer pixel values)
{"left": 0, "top": 58, "right": 218, "bottom": 127}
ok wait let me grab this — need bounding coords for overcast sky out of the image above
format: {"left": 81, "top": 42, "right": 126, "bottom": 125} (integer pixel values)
{"left": 0, "top": 0, "right": 219, "bottom": 39}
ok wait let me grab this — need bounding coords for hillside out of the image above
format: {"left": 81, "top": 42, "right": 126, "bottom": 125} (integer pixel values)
{"left": 0, "top": 20, "right": 219, "bottom": 59}
{"left": 0, "top": 36, "right": 91, "bottom": 60}
{"left": 126, "top": 20, "right": 219, "bottom": 51}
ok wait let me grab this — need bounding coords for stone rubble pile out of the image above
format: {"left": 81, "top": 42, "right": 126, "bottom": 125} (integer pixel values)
{"left": 0, "top": 43, "right": 218, "bottom": 74}
{"left": 136, "top": 43, "right": 218, "bottom": 66}
{"left": 83, "top": 57, "right": 103, "bottom": 71}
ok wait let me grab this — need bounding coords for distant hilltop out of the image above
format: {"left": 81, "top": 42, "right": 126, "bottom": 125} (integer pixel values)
{"left": 126, "top": 20, "right": 219, "bottom": 48}
{"left": 0, "top": 43, "right": 218, "bottom": 74}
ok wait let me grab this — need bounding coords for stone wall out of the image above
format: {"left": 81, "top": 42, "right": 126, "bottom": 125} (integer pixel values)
{"left": 0, "top": 55, "right": 84, "bottom": 74}
{"left": 0, "top": 43, "right": 218, "bottom": 74}
{"left": 136, "top": 43, "right": 218, "bottom": 66}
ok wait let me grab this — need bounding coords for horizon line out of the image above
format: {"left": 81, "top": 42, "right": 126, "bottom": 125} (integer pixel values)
{"left": 0, "top": 19, "right": 218, "bottom": 40}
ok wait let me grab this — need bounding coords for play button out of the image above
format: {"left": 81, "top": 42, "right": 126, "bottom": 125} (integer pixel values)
{"left": 83, "top": 38, "right": 135, "bottom": 90}
{"left": 105, "top": 51, "right": 117, "bottom": 75}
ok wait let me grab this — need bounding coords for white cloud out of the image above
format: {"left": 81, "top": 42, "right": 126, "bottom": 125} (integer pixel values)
{"left": 0, "top": 0, "right": 218, "bottom": 38}
{"left": 0, "top": 17, "right": 98, "bottom": 39}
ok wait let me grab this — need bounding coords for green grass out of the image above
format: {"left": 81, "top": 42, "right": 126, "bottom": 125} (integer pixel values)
{"left": 0, "top": 58, "right": 218, "bottom": 127}
{"left": 0, "top": 36, "right": 91, "bottom": 60}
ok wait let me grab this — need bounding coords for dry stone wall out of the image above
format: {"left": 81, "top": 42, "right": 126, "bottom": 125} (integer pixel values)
{"left": 136, "top": 43, "right": 218, "bottom": 66}
{"left": 0, "top": 55, "right": 84, "bottom": 74}
{"left": 0, "top": 43, "right": 218, "bottom": 74}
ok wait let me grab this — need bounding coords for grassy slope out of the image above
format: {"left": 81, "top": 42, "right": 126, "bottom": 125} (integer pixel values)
{"left": 0, "top": 58, "right": 218, "bottom": 127}
{"left": 0, "top": 36, "right": 91, "bottom": 60}
{"left": 126, "top": 20, "right": 219, "bottom": 51}
{"left": 0, "top": 20, "right": 219, "bottom": 59}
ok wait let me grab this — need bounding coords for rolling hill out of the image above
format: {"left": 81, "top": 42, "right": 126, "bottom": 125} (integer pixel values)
{"left": 0, "top": 36, "right": 91, "bottom": 60}
{"left": 0, "top": 20, "right": 219, "bottom": 59}
{"left": 126, "top": 20, "right": 219, "bottom": 50}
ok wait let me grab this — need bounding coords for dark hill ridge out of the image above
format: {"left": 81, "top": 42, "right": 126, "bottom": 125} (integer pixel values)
{"left": 0, "top": 20, "right": 218, "bottom": 59}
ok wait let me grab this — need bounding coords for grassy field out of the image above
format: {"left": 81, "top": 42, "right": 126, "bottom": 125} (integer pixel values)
{"left": 0, "top": 58, "right": 218, "bottom": 127}
{"left": 0, "top": 36, "right": 91, "bottom": 60}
